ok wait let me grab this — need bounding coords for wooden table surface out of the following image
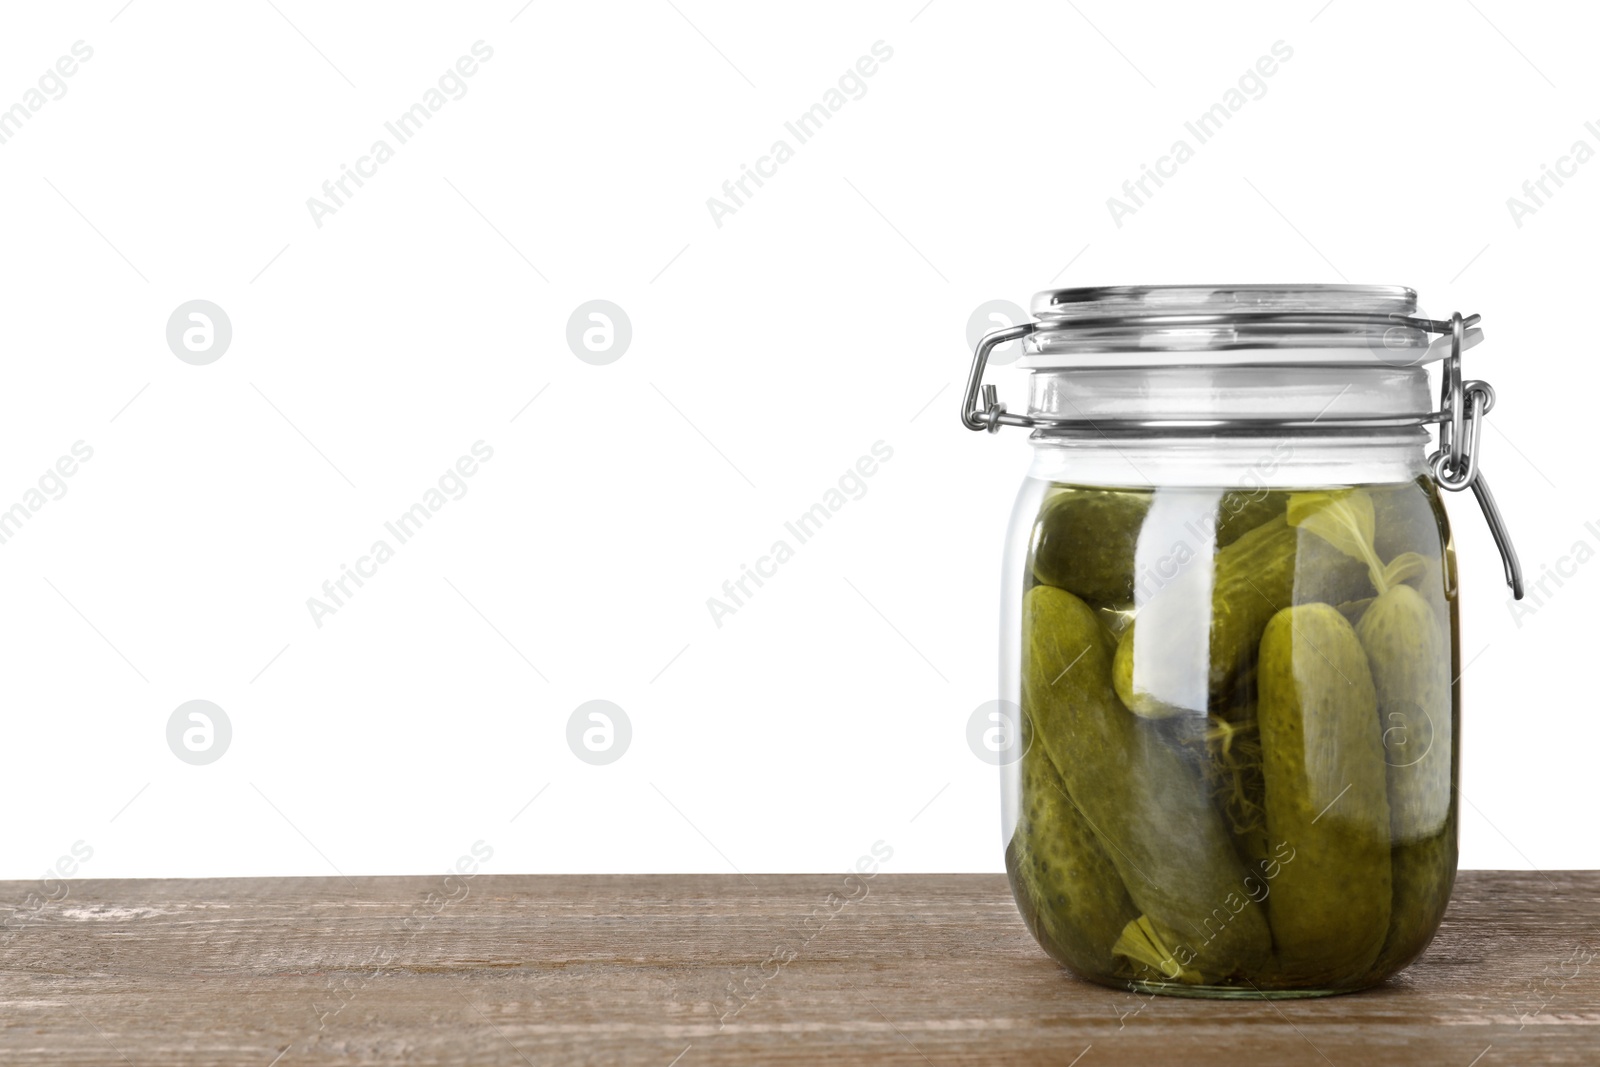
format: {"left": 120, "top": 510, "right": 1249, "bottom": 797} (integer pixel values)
{"left": 1, "top": 870, "right": 1595, "bottom": 1065}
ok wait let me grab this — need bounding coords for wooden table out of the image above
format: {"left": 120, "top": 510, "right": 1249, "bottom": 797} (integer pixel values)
{"left": 1, "top": 871, "right": 1594, "bottom": 1065}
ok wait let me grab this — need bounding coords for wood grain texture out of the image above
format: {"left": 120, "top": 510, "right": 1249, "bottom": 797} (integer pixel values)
{"left": 1, "top": 871, "right": 1595, "bottom": 1065}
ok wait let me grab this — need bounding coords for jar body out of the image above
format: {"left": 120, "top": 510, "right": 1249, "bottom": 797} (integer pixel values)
{"left": 1000, "top": 431, "right": 1459, "bottom": 997}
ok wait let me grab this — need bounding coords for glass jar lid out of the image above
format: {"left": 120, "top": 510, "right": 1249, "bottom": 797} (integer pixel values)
{"left": 1022, "top": 284, "right": 1480, "bottom": 366}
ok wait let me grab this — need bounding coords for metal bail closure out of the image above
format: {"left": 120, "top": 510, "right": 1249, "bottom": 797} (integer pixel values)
{"left": 1427, "top": 313, "right": 1525, "bottom": 600}
{"left": 961, "top": 323, "right": 1037, "bottom": 433}
{"left": 961, "top": 300, "right": 1526, "bottom": 600}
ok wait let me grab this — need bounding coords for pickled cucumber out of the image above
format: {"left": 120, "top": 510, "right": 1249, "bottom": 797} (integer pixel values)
{"left": 1258, "top": 603, "right": 1391, "bottom": 983}
{"left": 1007, "top": 733, "right": 1140, "bottom": 975}
{"left": 1369, "top": 825, "right": 1456, "bottom": 977}
{"left": 1024, "top": 585, "right": 1271, "bottom": 981}
{"left": 1216, "top": 490, "right": 1285, "bottom": 547}
{"left": 1356, "top": 584, "right": 1457, "bottom": 973}
{"left": 1030, "top": 488, "right": 1151, "bottom": 603}
{"left": 1358, "top": 585, "right": 1452, "bottom": 841}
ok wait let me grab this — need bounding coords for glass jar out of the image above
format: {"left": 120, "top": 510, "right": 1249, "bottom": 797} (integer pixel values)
{"left": 963, "top": 285, "right": 1523, "bottom": 998}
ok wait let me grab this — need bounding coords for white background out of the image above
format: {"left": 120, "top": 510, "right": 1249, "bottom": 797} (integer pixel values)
{"left": 0, "top": 1, "right": 1593, "bottom": 881}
